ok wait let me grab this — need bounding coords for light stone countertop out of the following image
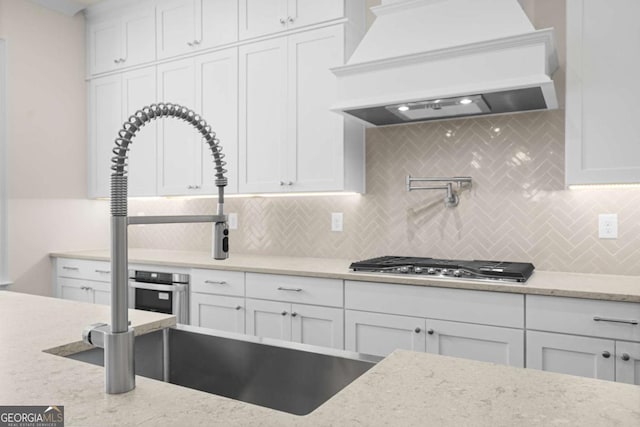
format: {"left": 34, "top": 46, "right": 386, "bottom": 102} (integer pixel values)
{"left": 1, "top": 291, "right": 640, "bottom": 426}
{"left": 50, "top": 249, "right": 640, "bottom": 302}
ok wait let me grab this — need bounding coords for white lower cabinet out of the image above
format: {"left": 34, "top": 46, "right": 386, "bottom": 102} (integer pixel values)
{"left": 526, "top": 295, "right": 640, "bottom": 384}
{"left": 190, "top": 293, "right": 245, "bottom": 333}
{"left": 58, "top": 278, "right": 111, "bottom": 306}
{"left": 346, "top": 310, "right": 524, "bottom": 366}
{"left": 246, "top": 298, "right": 344, "bottom": 349}
{"left": 426, "top": 319, "right": 524, "bottom": 367}
{"left": 345, "top": 311, "right": 425, "bottom": 357}
{"left": 616, "top": 341, "right": 640, "bottom": 385}
{"left": 527, "top": 331, "right": 615, "bottom": 381}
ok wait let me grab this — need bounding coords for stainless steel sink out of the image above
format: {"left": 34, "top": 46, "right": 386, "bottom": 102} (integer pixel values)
{"left": 65, "top": 325, "right": 379, "bottom": 415}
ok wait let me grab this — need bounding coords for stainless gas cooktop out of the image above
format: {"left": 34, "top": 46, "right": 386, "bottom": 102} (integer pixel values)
{"left": 349, "top": 256, "right": 535, "bottom": 283}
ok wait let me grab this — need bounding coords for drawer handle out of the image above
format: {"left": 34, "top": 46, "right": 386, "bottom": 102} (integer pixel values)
{"left": 281, "top": 311, "right": 287, "bottom": 316}
{"left": 621, "top": 353, "right": 631, "bottom": 361}
{"left": 205, "top": 280, "right": 228, "bottom": 285}
{"left": 602, "top": 351, "right": 611, "bottom": 359}
{"left": 95, "top": 269, "right": 110, "bottom": 274}
{"left": 593, "top": 316, "right": 638, "bottom": 325}
{"left": 62, "top": 266, "right": 79, "bottom": 271}
{"left": 81, "top": 286, "right": 93, "bottom": 291}
{"left": 235, "top": 305, "right": 242, "bottom": 311}
{"left": 414, "top": 327, "right": 421, "bottom": 334}
{"left": 291, "top": 312, "right": 297, "bottom": 317}
{"left": 427, "top": 329, "right": 434, "bottom": 335}
{"left": 277, "top": 287, "right": 302, "bottom": 292}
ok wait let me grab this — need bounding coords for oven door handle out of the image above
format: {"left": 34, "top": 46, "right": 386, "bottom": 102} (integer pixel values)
{"left": 128, "top": 281, "right": 187, "bottom": 293}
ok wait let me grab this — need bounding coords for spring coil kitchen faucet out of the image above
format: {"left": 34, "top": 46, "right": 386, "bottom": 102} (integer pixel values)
{"left": 83, "top": 103, "right": 229, "bottom": 394}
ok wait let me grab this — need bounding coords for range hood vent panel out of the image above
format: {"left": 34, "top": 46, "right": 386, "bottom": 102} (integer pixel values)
{"left": 331, "top": 0, "right": 559, "bottom": 126}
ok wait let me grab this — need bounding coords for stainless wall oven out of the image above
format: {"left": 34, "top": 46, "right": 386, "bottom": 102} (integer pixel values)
{"left": 129, "top": 270, "right": 189, "bottom": 324}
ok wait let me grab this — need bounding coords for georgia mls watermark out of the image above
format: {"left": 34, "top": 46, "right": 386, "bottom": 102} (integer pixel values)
{"left": 0, "top": 406, "right": 64, "bottom": 427}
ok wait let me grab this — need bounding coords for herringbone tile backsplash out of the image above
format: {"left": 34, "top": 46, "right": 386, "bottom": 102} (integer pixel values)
{"left": 129, "top": 110, "right": 640, "bottom": 275}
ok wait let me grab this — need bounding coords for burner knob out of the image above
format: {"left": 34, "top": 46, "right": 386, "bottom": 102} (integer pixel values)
{"left": 427, "top": 268, "right": 436, "bottom": 274}
{"left": 414, "top": 267, "right": 423, "bottom": 274}
{"left": 441, "top": 269, "right": 449, "bottom": 275}
{"left": 453, "top": 270, "right": 462, "bottom": 277}
{"left": 398, "top": 266, "right": 409, "bottom": 273}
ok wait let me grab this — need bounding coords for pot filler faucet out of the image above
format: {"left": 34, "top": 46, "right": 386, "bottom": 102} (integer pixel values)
{"left": 83, "top": 103, "right": 229, "bottom": 394}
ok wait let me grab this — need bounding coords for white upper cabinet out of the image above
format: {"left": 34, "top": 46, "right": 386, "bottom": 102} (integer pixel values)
{"left": 156, "top": 0, "right": 238, "bottom": 60}
{"left": 89, "top": 67, "right": 157, "bottom": 198}
{"left": 239, "top": 37, "right": 288, "bottom": 193}
{"left": 157, "top": 49, "right": 239, "bottom": 196}
{"left": 239, "top": 0, "right": 345, "bottom": 40}
{"left": 88, "top": 6, "right": 156, "bottom": 75}
{"left": 566, "top": 0, "right": 640, "bottom": 185}
{"left": 239, "top": 25, "right": 364, "bottom": 194}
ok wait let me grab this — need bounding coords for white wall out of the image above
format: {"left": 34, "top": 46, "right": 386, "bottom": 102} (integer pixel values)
{"left": 0, "top": 0, "right": 109, "bottom": 295}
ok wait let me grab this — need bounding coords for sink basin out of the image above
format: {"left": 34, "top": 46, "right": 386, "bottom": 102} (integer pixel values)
{"left": 65, "top": 325, "right": 379, "bottom": 415}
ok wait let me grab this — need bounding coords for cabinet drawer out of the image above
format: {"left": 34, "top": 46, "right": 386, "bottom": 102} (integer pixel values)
{"left": 191, "top": 269, "right": 245, "bottom": 296}
{"left": 345, "top": 281, "right": 524, "bottom": 328}
{"left": 527, "top": 295, "right": 640, "bottom": 342}
{"left": 246, "top": 273, "right": 343, "bottom": 307}
{"left": 56, "top": 258, "right": 112, "bottom": 282}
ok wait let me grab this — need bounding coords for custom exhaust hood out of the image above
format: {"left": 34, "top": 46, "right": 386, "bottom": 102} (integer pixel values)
{"left": 331, "top": 0, "right": 559, "bottom": 126}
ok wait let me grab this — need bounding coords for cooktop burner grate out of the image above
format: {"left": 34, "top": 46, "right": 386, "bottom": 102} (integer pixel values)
{"left": 349, "top": 256, "right": 535, "bottom": 283}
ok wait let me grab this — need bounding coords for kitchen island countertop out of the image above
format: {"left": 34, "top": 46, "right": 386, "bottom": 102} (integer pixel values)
{"left": 1, "top": 291, "right": 639, "bottom": 426}
{"left": 51, "top": 249, "right": 640, "bottom": 302}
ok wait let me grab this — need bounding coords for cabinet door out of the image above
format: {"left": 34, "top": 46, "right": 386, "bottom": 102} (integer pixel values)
{"left": 122, "top": 66, "right": 157, "bottom": 197}
{"left": 291, "top": 304, "right": 343, "bottom": 349}
{"left": 426, "top": 320, "right": 524, "bottom": 367}
{"left": 121, "top": 8, "right": 156, "bottom": 68}
{"left": 200, "top": 0, "right": 238, "bottom": 49}
{"left": 196, "top": 49, "right": 239, "bottom": 194}
{"left": 88, "top": 19, "right": 122, "bottom": 75}
{"left": 616, "top": 341, "right": 640, "bottom": 385}
{"left": 245, "top": 299, "right": 291, "bottom": 341}
{"left": 239, "top": 38, "right": 288, "bottom": 193}
{"left": 286, "top": 26, "right": 344, "bottom": 191}
{"left": 527, "top": 331, "right": 615, "bottom": 381}
{"left": 88, "top": 74, "right": 122, "bottom": 198}
{"left": 89, "top": 283, "right": 111, "bottom": 306}
{"left": 157, "top": 59, "right": 199, "bottom": 195}
{"left": 239, "top": 0, "right": 286, "bottom": 40}
{"left": 287, "top": 0, "right": 344, "bottom": 29}
{"left": 566, "top": 0, "right": 640, "bottom": 185}
{"left": 58, "top": 278, "right": 93, "bottom": 303}
{"left": 191, "top": 293, "right": 245, "bottom": 333}
{"left": 157, "top": 0, "right": 197, "bottom": 59}
{"left": 345, "top": 310, "right": 425, "bottom": 357}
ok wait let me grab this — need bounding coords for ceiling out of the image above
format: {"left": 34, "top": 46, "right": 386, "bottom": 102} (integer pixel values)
{"left": 29, "top": 0, "right": 105, "bottom": 16}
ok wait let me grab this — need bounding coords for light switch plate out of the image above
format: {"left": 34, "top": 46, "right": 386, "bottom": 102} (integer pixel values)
{"left": 228, "top": 213, "right": 238, "bottom": 230}
{"left": 598, "top": 214, "right": 618, "bottom": 239}
{"left": 331, "top": 213, "right": 343, "bottom": 232}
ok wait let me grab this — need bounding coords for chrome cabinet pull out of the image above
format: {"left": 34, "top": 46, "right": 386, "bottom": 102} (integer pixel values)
{"left": 414, "top": 327, "right": 421, "bottom": 334}
{"left": 281, "top": 311, "right": 288, "bottom": 316}
{"left": 95, "top": 269, "right": 110, "bottom": 274}
{"left": 235, "top": 305, "right": 242, "bottom": 311}
{"left": 593, "top": 316, "right": 639, "bottom": 325}
{"left": 427, "top": 329, "right": 434, "bottom": 335}
{"left": 279, "top": 17, "right": 286, "bottom": 24}
{"left": 602, "top": 351, "right": 611, "bottom": 359}
{"left": 287, "top": 16, "right": 295, "bottom": 23}
{"left": 277, "top": 287, "right": 302, "bottom": 292}
{"left": 204, "top": 280, "right": 227, "bottom": 285}
{"left": 291, "top": 312, "right": 298, "bottom": 317}
{"left": 113, "top": 59, "right": 119, "bottom": 64}
{"left": 62, "top": 266, "right": 79, "bottom": 271}
{"left": 621, "top": 353, "right": 631, "bottom": 361}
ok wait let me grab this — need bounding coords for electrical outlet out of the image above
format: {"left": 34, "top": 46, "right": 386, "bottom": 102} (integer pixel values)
{"left": 228, "top": 213, "right": 238, "bottom": 230}
{"left": 598, "top": 214, "right": 618, "bottom": 239}
{"left": 331, "top": 213, "right": 343, "bottom": 232}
